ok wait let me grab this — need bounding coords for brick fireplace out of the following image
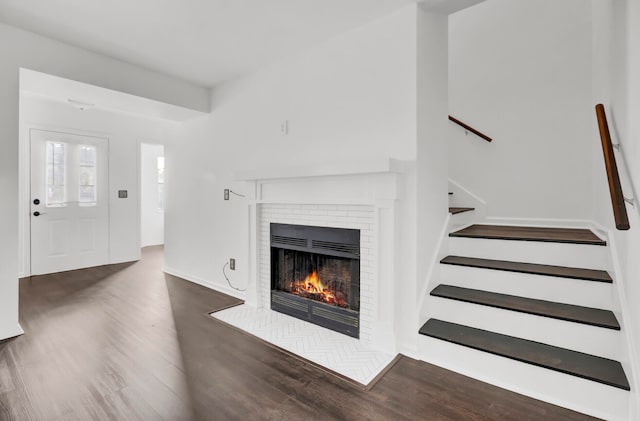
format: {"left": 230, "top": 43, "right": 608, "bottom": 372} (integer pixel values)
{"left": 239, "top": 162, "right": 403, "bottom": 353}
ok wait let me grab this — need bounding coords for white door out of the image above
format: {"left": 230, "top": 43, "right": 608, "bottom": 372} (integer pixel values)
{"left": 30, "top": 130, "right": 109, "bottom": 275}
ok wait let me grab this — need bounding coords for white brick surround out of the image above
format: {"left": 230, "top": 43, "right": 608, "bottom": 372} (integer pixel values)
{"left": 258, "top": 203, "right": 377, "bottom": 345}
{"left": 238, "top": 165, "right": 403, "bottom": 354}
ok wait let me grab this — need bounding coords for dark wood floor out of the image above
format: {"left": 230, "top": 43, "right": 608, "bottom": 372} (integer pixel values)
{"left": 0, "top": 247, "right": 597, "bottom": 420}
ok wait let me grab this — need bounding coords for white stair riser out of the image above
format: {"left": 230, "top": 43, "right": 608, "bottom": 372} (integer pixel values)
{"left": 417, "top": 335, "right": 630, "bottom": 421}
{"left": 448, "top": 213, "right": 475, "bottom": 233}
{"left": 449, "top": 237, "right": 609, "bottom": 270}
{"left": 439, "top": 265, "right": 614, "bottom": 309}
{"left": 428, "top": 298, "right": 623, "bottom": 360}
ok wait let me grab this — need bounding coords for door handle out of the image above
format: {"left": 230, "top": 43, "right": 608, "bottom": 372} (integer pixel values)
{"left": 33, "top": 211, "right": 47, "bottom": 216}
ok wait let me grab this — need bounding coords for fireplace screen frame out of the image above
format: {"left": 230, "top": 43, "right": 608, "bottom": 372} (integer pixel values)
{"left": 270, "top": 223, "right": 360, "bottom": 338}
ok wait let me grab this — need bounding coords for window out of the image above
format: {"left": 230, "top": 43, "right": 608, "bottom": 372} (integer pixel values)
{"left": 157, "top": 156, "right": 165, "bottom": 210}
{"left": 46, "top": 142, "right": 66, "bottom": 207}
{"left": 78, "top": 145, "right": 97, "bottom": 206}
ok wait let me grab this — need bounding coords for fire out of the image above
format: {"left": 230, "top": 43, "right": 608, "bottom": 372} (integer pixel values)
{"left": 290, "top": 271, "right": 347, "bottom": 307}
{"left": 303, "top": 271, "right": 326, "bottom": 293}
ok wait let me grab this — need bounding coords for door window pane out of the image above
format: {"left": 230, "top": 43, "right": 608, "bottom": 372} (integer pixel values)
{"left": 46, "top": 142, "right": 66, "bottom": 207}
{"left": 78, "top": 145, "right": 97, "bottom": 206}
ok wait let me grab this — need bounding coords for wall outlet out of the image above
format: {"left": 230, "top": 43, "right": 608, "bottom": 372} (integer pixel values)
{"left": 224, "top": 189, "right": 229, "bottom": 200}
{"left": 229, "top": 258, "right": 236, "bottom": 270}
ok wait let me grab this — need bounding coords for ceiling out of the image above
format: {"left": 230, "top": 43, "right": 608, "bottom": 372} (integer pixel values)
{"left": 0, "top": 0, "right": 415, "bottom": 88}
{"left": 20, "top": 69, "right": 208, "bottom": 122}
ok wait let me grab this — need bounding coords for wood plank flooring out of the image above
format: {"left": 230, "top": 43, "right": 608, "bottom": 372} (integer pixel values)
{"left": 450, "top": 225, "right": 606, "bottom": 245}
{"left": 0, "top": 247, "right": 597, "bottom": 420}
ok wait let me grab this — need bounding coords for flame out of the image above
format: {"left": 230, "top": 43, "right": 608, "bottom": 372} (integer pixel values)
{"left": 289, "top": 270, "right": 344, "bottom": 307}
{"left": 303, "top": 271, "right": 325, "bottom": 293}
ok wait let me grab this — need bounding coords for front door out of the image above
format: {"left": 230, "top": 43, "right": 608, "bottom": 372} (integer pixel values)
{"left": 30, "top": 130, "right": 109, "bottom": 275}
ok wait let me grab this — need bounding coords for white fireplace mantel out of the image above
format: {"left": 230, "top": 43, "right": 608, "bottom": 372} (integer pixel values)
{"left": 234, "top": 157, "right": 410, "bottom": 182}
{"left": 241, "top": 159, "right": 409, "bottom": 354}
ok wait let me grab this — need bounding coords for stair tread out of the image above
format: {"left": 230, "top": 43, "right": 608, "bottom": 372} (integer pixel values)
{"left": 449, "top": 225, "right": 606, "bottom": 246}
{"left": 441, "top": 255, "right": 612, "bottom": 283}
{"left": 430, "top": 285, "right": 620, "bottom": 330}
{"left": 419, "top": 319, "right": 630, "bottom": 390}
{"left": 449, "top": 207, "right": 475, "bottom": 215}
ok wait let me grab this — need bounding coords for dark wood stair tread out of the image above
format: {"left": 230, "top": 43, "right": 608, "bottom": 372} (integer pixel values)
{"left": 431, "top": 285, "right": 619, "bottom": 330}
{"left": 449, "top": 207, "right": 475, "bottom": 215}
{"left": 449, "top": 225, "right": 606, "bottom": 246}
{"left": 440, "top": 256, "right": 612, "bottom": 283}
{"left": 419, "top": 319, "right": 630, "bottom": 390}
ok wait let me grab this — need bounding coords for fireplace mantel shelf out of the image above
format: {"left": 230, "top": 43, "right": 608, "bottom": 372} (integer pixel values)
{"left": 234, "top": 158, "right": 411, "bottom": 181}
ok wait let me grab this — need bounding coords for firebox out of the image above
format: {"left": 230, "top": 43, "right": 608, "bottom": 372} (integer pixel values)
{"left": 270, "top": 223, "right": 360, "bottom": 338}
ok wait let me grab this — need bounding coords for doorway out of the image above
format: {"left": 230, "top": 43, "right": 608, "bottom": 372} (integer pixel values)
{"left": 140, "top": 143, "right": 165, "bottom": 247}
{"left": 29, "top": 129, "right": 109, "bottom": 275}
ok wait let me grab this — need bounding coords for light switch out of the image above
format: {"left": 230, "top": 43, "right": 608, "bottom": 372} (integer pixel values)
{"left": 118, "top": 190, "right": 128, "bottom": 198}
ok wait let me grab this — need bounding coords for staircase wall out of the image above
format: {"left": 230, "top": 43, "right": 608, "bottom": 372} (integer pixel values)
{"left": 448, "top": 0, "right": 593, "bottom": 222}
{"left": 414, "top": 5, "right": 449, "bottom": 354}
{"left": 592, "top": 0, "right": 640, "bottom": 417}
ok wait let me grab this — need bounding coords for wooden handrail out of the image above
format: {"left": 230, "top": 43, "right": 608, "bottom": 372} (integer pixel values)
{"left": 448, "top": 115, "right": 492, "bottom": 142}
{"left": 595, "top": 104, "right": 630, "bottom": 230}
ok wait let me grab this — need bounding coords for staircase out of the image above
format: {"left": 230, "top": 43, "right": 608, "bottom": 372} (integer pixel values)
{"left": 418, "top": 223, "right": 631, "bottom": 420}
{"left": 448, "top": 191, "right": 475, "bottom": 216}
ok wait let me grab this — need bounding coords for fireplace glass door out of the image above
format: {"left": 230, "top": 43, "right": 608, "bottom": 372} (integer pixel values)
{"left": 272, "top": 249, "right": 359, "bottom": 311}
{"left": 270, "top": 223, "right": 360, "bottom": 338}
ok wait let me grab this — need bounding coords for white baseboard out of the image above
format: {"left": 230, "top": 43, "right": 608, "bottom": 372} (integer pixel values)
{"left": 163, "top": 265, "right": 246, "bottom": 301}
{"left": 0, "top": 323, "right": 24, "bottom": 341}
{"left": 448, "top": 178, "right": 487, "bottom": 206}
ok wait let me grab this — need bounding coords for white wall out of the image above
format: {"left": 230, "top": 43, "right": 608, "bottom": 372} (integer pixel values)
{"left": 165, "top": 6, "right": 418, "bottom": 306}
{"left": 412, "top": 5, "right": 449, "bottom": 353}
{"left": 448, "top": 0, "right": 593, "bottom": 222}
{"left": 140, "top": 143, "right": 165, "bottom": 247}
{"left": 625, "top": 11, "right": 640, "bottom": 410}
{"left": 19, "top": 96, "right": 177, "bottom": 275}
{"left": 591, "top": 0, "right": 640, "bottom": 415}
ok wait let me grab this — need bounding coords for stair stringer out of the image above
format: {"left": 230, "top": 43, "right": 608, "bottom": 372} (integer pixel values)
{"left": 592, "top": 221, "right": 640, "bottom": 420}
{"left": 416, "top": 212, "right": 450, "bottom": 331}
